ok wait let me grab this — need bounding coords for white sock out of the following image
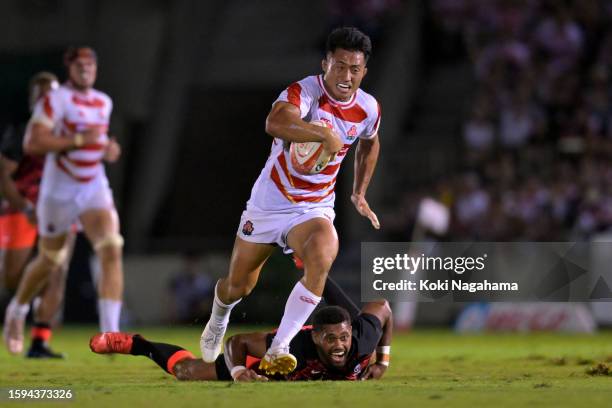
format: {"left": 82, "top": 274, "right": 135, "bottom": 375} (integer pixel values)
{"left": 271, "top": 281, "right": 321, "bottom": 350}
{"left": 209, "top": 282, "right": 241, "bottom": 330}
{"left": 98, "top": 299, "right": 122, "bottom": 332}
{"left": 8, "top": 298, "right": 30, "bottom": 319}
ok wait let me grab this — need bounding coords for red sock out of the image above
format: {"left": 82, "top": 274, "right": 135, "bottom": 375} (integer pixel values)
{"left": 167, "top": 350, "right": 196, "bottom": 376}
{"left": 31, "top": 323, "right": 52, "bottom": 342}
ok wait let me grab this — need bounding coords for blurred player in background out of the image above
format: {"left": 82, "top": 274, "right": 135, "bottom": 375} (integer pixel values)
{"left": 0, "top": 72, "right": 75, "bottom": 358}
{"left": 200, "top": 27, "right": 381, "bottom": 375}
{"left": 3, "top": 46, "right": 123, "bottom": 355}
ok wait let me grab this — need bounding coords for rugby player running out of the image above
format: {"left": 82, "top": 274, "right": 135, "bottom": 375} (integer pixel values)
{"left": 200, "top": 26, "right": 382, "bottom": 375}
{"left": 3, "top": 47, "right": 123, "bottom": 355}
{"left": 1, "top": 72, "right": 73, "bottom": 358}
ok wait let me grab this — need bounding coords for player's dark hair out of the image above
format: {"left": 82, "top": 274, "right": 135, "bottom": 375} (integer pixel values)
{"left": 326, "top": 27, "right": 372, "bottom": 62}
{"left": 63, "top": 46, "right": 97, "bottom": 67}
{"left": 28, "top": 71, "right": 58, "bottom": 111}
{"left": 312, "top": 306, "right": 351, "bottom": 331}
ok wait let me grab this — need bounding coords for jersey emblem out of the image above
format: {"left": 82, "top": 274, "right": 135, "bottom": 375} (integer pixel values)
{"left": 242, "top": 220, "right": 254, "bottom": 236}
{"left": 347, "top": 125, "right": 357, "bottom": 140}
{"left": 353, "top": 364, "right": 362, "bottom": 374}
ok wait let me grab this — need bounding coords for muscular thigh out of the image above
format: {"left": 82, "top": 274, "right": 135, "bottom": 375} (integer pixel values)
{"left": 286, "top": 217, "right": 338, "bottom": 262}
{"left": 79, "top": 208, "right": 119, "bottom": 243}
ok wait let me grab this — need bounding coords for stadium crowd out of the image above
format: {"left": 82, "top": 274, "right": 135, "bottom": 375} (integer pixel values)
{"left": 422, "top": 0, "right": 612, "bottom": 241}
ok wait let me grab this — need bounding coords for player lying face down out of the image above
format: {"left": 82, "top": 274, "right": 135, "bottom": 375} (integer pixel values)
{"left": 90, "top": 299, "right": 392, "bottom": 382}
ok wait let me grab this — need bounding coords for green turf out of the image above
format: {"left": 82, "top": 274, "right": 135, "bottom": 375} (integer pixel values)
{"left": 1, "top": 326, "right": 612, "bottom": 407}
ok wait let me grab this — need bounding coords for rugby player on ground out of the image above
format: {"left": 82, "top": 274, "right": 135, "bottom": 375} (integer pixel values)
{"left": 200, "top": 26, "right": 382, "bottom": 376}
{"left": 3, "top": 46, "right": 123, "bottom": 355}
{"left": 0, "top": 72, "right": 74, "bottom": 358}
{"left": 91, "top": 280, "right": 392, "bottom": 381}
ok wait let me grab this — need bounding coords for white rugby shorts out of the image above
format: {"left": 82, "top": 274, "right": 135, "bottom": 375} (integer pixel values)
{"left": 236, "top": 206, "right": 335, "bottom": 254}
{"left": 37, "top": 183, "right": 115, "bottom": 237}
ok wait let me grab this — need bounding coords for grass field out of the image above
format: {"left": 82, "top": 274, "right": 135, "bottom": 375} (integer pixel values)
{"left": 2, "top": 326, "right": 612, "bottom": 407}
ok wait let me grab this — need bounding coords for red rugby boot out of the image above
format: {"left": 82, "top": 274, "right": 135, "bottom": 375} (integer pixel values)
{"left": 89, "top": 332, "right": 134, "bottom": 354}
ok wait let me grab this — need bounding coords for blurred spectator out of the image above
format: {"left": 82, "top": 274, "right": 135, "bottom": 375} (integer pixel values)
{"left": 406, "top": 0, "right": 612, "bottom": 242}
{"left": 167, "top": 252, "right": 213, "bottom": 324}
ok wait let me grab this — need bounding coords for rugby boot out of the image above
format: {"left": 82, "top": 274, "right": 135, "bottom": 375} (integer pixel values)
{"left": 259, "top": 345, "right": 297, "bottom": 375}
{"left": 26, "top": 340, "right": 65, "bottom": 359}
{"left": 200, "top": 321, "right": 225, "bottom": 362}
{"left": 89, "top": 332, "right": 134, "bottom": 354}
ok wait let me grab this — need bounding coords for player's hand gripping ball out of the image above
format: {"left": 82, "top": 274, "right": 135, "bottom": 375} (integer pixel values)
{"left": 290, "top": 120, "right": 335, "bottom": 175}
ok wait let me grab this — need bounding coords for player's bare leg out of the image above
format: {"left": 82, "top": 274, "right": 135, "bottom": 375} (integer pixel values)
{"left": 3, "top": 234, "right": 68, "bottom": 354}
{"left": 1, "top": 248, "right": 33, "bottom": 291}
{"left": 260, "top": 217, "right": 338, "bottom": 375}
{"left": 80, "top": 208, "right": 123, "bottom": 332}
{"left": 200, "top": 237, "right": 274, "bottom": 362}
{"left": 26, "top": 236, "right": 72, "bottom": 358}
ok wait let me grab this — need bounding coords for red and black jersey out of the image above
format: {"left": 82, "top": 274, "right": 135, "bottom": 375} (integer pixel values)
{"left": 216, "top": 313, "right": 383, "bottom": 381}
{"left": 0, "top": 123, "right": 44, "bottom": 213}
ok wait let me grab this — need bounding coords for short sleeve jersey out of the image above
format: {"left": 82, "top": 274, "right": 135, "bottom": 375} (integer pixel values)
{"left": 30, "top": 84, "right": 112, "bottom": 190}
{"left": 247, "top": 75, "right": 381, "bottom": 211}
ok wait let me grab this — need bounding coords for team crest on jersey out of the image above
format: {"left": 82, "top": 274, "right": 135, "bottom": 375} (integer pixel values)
{"left": 353, "top": 364, "right": 363, "bottom": 374}
{"left": 346, "top": 125, "right": 358, "bottom": 140}
{"left": 242, "top": 220, "right": 254, "bottom": 236}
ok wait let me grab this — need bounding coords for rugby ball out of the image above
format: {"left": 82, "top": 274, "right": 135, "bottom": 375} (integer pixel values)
{"left": 290, "top": 120, "right": 334, "bottom": 175}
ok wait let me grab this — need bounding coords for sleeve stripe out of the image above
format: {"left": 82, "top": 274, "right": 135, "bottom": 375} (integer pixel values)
{"left": 373, "top": 102, "right": 382, "bottom": 134}
{"left": 43, "top": 95, "right": 53, "bottom": 120}
{"left": 286, "top": 83, "right": 302, "bottom": 108}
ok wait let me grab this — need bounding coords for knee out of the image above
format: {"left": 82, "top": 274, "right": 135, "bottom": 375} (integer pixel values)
{"left": 232, "top": 282, "right": 256, "bottom": 299}
{"left": 302, "top": 238, "right": 338, "bottom": 274}
{"left": 38, "top": 242, "right": 68, "bottom": 269}
{"left": 218, "top": 278, "right": 254, "bottom": 301}
{"left": 173, "top": 361, "right": 192, "bottom": 381}
{"left": 93, "top": 234, "right": 124, "bottom": 260}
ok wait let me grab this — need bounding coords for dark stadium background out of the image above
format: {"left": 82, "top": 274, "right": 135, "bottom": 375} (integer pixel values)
{"left": 2, "top": 0, "right": 612, "bottom": 329}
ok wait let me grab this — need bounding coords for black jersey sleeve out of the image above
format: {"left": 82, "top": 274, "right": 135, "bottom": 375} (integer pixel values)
{"left": 352, "top": 313, "right": 383, "bottom": 356}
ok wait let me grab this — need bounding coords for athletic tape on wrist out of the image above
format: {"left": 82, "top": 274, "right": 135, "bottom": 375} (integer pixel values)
{"left": 230, "top": 365, "right": 247, "bottom": 380}
{"left": 376, "top": 345, "right": 390, "bottom": 366}
{"left": 377, "top": 345, "right": 390, "bottom": 355}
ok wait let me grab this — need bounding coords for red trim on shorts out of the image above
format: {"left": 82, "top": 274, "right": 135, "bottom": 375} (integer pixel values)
{"left": 167, "top": 350, "right": 195, "bottom": 376}
{"left": 31, "top": 327, "right": 52, "bottom": 342}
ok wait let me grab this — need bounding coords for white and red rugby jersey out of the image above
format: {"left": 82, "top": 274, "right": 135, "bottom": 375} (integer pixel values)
{"left": 247, "top": 75, "right": 381, "bottom": 212}
{"left": 30, "top": 83, "right": 112, "bottom": 187}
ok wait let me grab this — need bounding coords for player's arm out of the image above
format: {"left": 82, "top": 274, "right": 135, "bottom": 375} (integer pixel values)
{"left": 360, "top": 299, "right": 393, "bottom": 380}
{"left": 351, "top": 133, "right": 380, "bottom": 229}
{"left": 265, "top": 102, "right": 343, "bottom": 153}
{"left": 0, "top": 155, "right": 35, "bottom": 222}
{"left": 23, "top": 122, "right": 99, "bottom": 155}
{"left": 223, "top": 332, "right": 269, "bottom": 382}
